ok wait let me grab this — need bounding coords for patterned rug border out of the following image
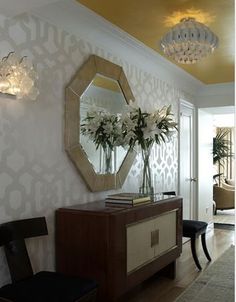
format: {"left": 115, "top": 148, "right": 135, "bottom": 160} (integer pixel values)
{"left": 175, "top": 245, "right": 235, "bottom": 302}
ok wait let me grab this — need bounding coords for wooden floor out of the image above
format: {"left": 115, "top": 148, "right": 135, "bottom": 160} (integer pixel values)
{"left": 123, "top": 225, "right": 235, "bottom": 302}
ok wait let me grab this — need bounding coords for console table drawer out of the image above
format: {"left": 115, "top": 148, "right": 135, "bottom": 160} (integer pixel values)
{"left": 127, "top": 210, "right": 177, "bottom": 273}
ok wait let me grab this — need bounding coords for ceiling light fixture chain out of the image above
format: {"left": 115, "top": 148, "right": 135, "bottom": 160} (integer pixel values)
{"left": 160, "top": 17, "right": 219, "bottom": 64}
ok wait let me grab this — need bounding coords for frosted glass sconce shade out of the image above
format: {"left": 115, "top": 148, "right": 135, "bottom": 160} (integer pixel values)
{"left": 0, "top": 52, "right": 39, "bottom": 100}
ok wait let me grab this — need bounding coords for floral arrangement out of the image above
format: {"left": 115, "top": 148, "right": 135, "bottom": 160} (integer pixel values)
{"left": 81, "top": 105, "right": 177, "bottom": 150}
{"left": 81, "top": 109, "right": 122, "bottom": 151}
{"left": 81, "top": 109, "right": 123, "bottom": 173}
{"left": 80, "top": 104, "right": 177, "bottom": 182}
{"left": 121, "top": 104, "right": 178, "bottom": 151}
{"left": 120, "top": 104, "right": 177, "bottom": 195}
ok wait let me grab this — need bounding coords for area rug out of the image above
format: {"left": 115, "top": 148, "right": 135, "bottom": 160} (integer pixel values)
{"left": 213, "top": 209, "right": 235, "bottom": 225}
{"left": 175, "top": 245, "right": 235, "bottom": 302}
{"left": 214, "top": 223, "right": 235, "bottom": 230}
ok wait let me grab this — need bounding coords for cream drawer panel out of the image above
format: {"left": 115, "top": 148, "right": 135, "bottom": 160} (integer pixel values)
{"left": 154, "top": 211, "right": 177, "bottom": 256}
{"left": 126, "top": 210, "right": 177, "bottom": 273}
{"left": 127, "top": 219, "right": 155, "bottom": 273}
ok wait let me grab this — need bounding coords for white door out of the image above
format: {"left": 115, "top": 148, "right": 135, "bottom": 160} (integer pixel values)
{"left": 179, "top": 100, "right": 196, "bottom": 220}
{"left": 198, "top": 109, "right": 214, "bottom": 222}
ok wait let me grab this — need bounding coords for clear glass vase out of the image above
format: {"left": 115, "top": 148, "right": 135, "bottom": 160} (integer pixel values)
{"left": 101, "top": 146, "right": 114, "bottom": 174}
{"left": 139, "top": 146, "right": 154, "bottom": 197}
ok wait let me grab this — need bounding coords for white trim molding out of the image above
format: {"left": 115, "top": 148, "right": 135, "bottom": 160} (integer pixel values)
{"left": 31, "top": 0, "right": 234, "bottom": 104}
{"left": 195, "top": 82, "right": 235, "bottom": 108}
{"left": 31, "top": 0, "right": 203, "bottom": 96}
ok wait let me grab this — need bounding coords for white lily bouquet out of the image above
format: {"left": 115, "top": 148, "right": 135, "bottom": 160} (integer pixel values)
{"left": 81, "top": 104, "right": 177, "bottom": 188}
{"left": 81, "top": 110, "right": 123, "bottom": 150}
{"left": 121, "top": 104, "right": 178, "bottom": 195}
{"left": 121, "top": 104, "right": 177, "bottom": 150}
{"left": 80, "top": 109, "right": 123, "bottom": 173}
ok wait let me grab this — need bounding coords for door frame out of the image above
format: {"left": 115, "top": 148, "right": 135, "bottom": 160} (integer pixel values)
{"left": 178, "top": 99, "right": 197, "bottom": 220}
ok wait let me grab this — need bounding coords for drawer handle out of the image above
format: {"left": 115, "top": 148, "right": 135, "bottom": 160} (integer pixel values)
{"left": 151, "top": 229, "right": 159, "bottom": 247}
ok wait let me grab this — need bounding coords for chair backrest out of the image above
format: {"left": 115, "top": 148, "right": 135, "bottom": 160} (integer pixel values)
{"left": 222, "top": 182, "right": 235, "bottom": 191}
{"left": 162, "top": 191, "right": 176, "bottom": 196}
{"left": 0, "top": 217, "right": 48, "bottom": 283}
{"left": 213, "top": 185, "right": 235, "bottom": 208}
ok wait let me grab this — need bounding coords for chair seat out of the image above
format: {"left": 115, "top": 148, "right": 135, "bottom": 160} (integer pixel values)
{"left": 0, "top": 271, "right": 97, "bottom": 302}
{"left": 182, "top": 220, "right": 211, "bottom": 270}
{"left": 183, "top": 220, "right": 207, "bottom": 237}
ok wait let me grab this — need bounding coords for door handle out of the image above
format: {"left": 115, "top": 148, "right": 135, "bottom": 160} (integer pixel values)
{"left": 185, "top": 178, "right": 197, "bottom": 182}
{"left": 151, "top": 229, "right": 159, "bottom": 247}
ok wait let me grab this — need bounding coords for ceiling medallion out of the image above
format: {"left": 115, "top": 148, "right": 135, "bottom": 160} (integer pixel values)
{"left": 160, "top": 17, "right": 219, "bottom": 64}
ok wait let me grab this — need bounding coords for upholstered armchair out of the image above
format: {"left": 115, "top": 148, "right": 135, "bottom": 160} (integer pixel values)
{"left": 213, "top": 185, "right": 235, "bottom": 214}
{"left": 222, "top": 180, "right": 235, "bottom": 191}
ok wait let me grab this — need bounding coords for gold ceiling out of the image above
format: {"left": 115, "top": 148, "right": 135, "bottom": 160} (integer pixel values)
{"left": 77, "top": 0, "right": 234, "bottom": 84}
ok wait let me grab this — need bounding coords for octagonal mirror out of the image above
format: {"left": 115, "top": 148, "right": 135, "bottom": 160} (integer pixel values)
{"left": 65, "top": 55, "right": 136, "bottom": 192}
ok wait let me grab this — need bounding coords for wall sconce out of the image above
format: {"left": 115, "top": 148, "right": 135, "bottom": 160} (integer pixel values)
{"left": 0, "top": 52, "right": 39, "bottom": 100}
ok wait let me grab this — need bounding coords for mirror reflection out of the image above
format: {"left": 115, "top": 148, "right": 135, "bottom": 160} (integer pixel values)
{"left": 65, "top": 54, "right": 136, "bottom": 191}
{"left": 80, "top": 73, "right": 127, "bottom": 174}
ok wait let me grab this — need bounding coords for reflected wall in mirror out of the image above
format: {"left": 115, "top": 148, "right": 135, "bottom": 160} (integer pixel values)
{"left": 65, "top": 55, "right": 136, "bottom": 192}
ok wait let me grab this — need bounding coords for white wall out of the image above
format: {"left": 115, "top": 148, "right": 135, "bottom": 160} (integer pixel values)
{"left": 0, "top": 0, "right": 234, "bottom": 285}
{"left": 0, "top": 4, "right": 195, "bottom": 285}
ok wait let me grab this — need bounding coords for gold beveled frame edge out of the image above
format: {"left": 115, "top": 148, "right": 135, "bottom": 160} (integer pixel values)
{"left": 65, "top": 54, "right": 136, "bottom": 192}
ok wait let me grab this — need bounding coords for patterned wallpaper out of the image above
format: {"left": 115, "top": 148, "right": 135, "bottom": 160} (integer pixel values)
{"left": 0, "top": 12, "right": 192, "bottom": 285}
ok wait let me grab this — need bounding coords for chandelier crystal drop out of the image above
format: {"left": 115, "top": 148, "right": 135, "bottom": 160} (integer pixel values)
{"left": 160, "top": 17, "right": 219, "bottom": 64}
{"left": 0, "top": 52, "right": 39, "bottom": 100}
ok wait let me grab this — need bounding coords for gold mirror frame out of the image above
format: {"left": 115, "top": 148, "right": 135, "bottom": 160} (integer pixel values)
{"left": 65, "top": 55, "right": 136, "bottom": 192}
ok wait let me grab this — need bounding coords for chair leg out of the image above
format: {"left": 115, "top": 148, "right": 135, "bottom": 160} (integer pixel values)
{"left": 201, "top": 233, "right": 212, "bottom": 262}
{"left": 190, "top": 237, "right": 202, "bottom": 270}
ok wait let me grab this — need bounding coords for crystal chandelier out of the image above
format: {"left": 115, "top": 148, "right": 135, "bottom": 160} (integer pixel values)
{"left": 0, "top": 52, "right": 39, "bottom": 100}
{"left": 160, "top": 17, "right": 219, "bottom": 64}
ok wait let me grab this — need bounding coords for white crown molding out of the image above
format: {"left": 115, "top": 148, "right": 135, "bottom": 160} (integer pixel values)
{"left": 203, "top": 106, "right": 235, "bottom": 114}
{"left": 197, "top": 82, "right": 234, "bottom": 96}
{"left": 83, "top": 3, "right": 203, "bottom": 89}
{"left": 31, "top": 0, "right": 204, "bottom": 96}
{"left": 195, "top": 82, "right": 235, "bottom": 107}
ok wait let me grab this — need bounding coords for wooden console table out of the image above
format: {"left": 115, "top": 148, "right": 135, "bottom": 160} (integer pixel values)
{"left": 56, "top": 196, "right": 182, "bottom": 302}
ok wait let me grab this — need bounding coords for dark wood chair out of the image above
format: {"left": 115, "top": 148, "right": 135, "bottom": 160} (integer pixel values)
{"left": 162, "top": 191, "right": 212, "bottom": 270}
{"left": 0, "top": 217, "right": 98, "bottom": 302}
{"left": 182, "top": 219, "right": 211, "bottom": 270}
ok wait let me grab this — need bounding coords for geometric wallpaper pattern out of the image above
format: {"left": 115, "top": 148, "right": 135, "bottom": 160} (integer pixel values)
{"left": 0, "top": 12, "right": 193, "bottom": 285}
